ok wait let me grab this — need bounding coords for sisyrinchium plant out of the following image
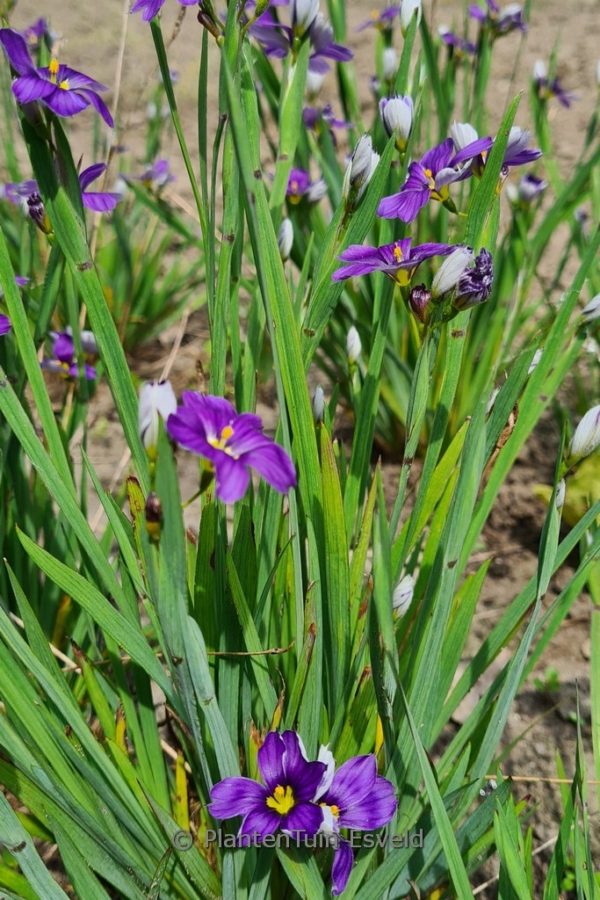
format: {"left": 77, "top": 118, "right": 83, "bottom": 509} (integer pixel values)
{"left": 0, "top": 0, "right": 598, "bottom": 898}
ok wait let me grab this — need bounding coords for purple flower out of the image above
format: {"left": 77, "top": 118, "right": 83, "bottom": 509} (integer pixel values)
{"left": 0, "top": 28, "right": 113, "bottom": 127}
{"left": 355, "top": 6, "right": 400, "bottom": 32}
{"left": 439, "top": 27, "right": 476, "bottom": 56}
{"left": 20, "top": 18, "right": 49, "bottom": 50}
{"left": 166, "top": 393, "right": 297, "bottom": 504}
{"left": 532, "top": 61, "right": 576, "bottom": 109}
{"left": 131, "top": 0, "right": 199, "bottom": 23}
{"left": 79, "top": 164, "right": 123, "bottom": 212}
{"left": 303, "top": 104, "right": 351, "bottom": 142}
{"left": 314, "top": 750, "right": 397, "bottom": 895}
{"left": 506, "top": 173, "right": 547, "bottom": 206}
{"left": 124, "top": 159, "right": 175, "bottom": 192}
{"left": 209, "top": 731, "right": 326, "bottom": 840}
{"left": 251, "top": 8, "right": 352, "bottom": 74}
{"left": 332, "top": 238, "right": 455, "bottom": 285}
{"left": 285, "top": 168, "right": 326, "bottom": 204}
{"left": 41, "top": 331, "right": 97, "bottom": 380}
{"left": 377, "top": 136, "right": 491, "bottom": 223}
{"left": 3, "top": 166, "right": 121, "bottom": 224}
{"left": 469, "top": 0, "right": 526, "bottom": 36}
{"left": 451, "top": 125, "right": 541, "bottom": 179}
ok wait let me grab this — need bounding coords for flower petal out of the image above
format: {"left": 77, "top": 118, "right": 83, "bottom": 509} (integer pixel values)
{"left": 241, "top": 807, "right": 282, "bottom": 840}
{"left": 283, "top": 802, "right": 324, "bottom": 838}
{"left": 331, "top": 839, "right": 354, "bottom": 896}
{"left": 257, "top": 732, "right": 286, "bottom": 792}
{"left": 242, "top": 442, "right": 297, "bottom": 495}
{"left": 0, "top": 28, "right": 36, "bottom": 75}
{"left": 0, "top": 315, "right": 12, "bottom": 336}
{"left": 81, "top": 191, "right": 122, "bottom": 212}
{"left": 209, "top": 777, "right": 268, "bottom": 819}
{"left": 43, "top": 88, "right": 90, "bottom": 118}
{"left": 12, "top": 73, "right": 55, "bottom": 103}
{"left": 79, "top": 163, "right": 106, "bottom": 192}
{"left": 329, "top": 756, "right": 377, "bottom": 810}
{"left": 214, "top": 454, "right": 250, "bottom": 504}
{"left": 341, "top": 774, "right": 397, "bottom": 830}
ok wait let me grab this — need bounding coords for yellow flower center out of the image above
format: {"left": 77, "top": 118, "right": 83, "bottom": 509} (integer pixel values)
{"left": 393, "top": 245, "right": 403, "bottom": 263}
{"left": 423, "top": 168, "right": 437, "bottom": 191}
{"left": 207, "top": 424, "right": 239, "bottom": 457}
{"left": 266, "top": 785, "right": 296, "bottom": 816}
{"left": 371, "top": 9, "right": 379, "bottom": 18}
{"left": 49, "top": 58, "right": 59, "bottom": 83}
{"left": 59, "top": 80, "right": 70, "bottom": 90}
{"left": 320, "top": 802, "right": 340, "bottom": 817}
{"left": 394, "top": 269, "right": 412, "bottom": 288}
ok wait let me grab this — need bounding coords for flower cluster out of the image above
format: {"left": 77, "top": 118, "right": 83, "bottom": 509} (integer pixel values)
{"left": 469, "top": 0, "right": 526, "bottom": 37}
{"left": 209, "top": 730, "right": 397, "bottom": 896}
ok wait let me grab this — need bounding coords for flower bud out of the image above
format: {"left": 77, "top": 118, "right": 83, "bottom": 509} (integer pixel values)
{"left": 400, "top": 0, "right": 422, "bottom": 37}
{"left": 306, "top": 70, "right": 325, "bottom": 99}
{"left": 431, "top": 246, "right": 473, "bottom": 300}
{"left": 453, "top": 248, "right": 494, "bottom": 310}
{"left": 312, "top": 385, "right": 325, "bottom": 423}
{"left": 565, "top": 404, "right": 600, "bottom": 466}
{"left": 291, "top": 0, "right": 320, "bottom": 35}
{"left": 27, "top": 192, "right": 52, "bottom": 235}
{"left": 555, "top": 478, "right": 566, "bottom": 511}
{"left": 581, "top": 294, "right": 600, "bottom": 324}
{"left": 382, "top": 47, "right": 398, "bottom": 82}
{"left": 392, "top": 574, "right": 414, "bottom": 616}
{"left": 342, "top": 134, "right": 379, "bottom": 208}
{"left": 379, "top": 95, "right": 413, "bottom": 151}
{"left": 346, "top": 325, "right": 362, "bottom": 364}
{"left": 139, "top": 379, "right": 178, "bottom": 460}
{"left": 408, "top": 284, "right": 431, "bottom": 323}
{"left": 278, "top": 218, "right": 294, "bottom": 260}
{"left": 450, "top": 121, "right": 479, "bottom": 152}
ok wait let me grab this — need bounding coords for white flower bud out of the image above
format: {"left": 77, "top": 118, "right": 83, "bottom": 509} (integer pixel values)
{"left": 291, "top": 0, "right": 320, "bottom": 35}
{"left": 312, "top": 385, "right": 325, "bottom": 422}
{"left": 306, "top": 70, "right": 325, "bottom": 99}
{"left": 146, "top": 101, "right": 157, "bottom": 120}
{"left": 566, "top": 404, "right": 600, "bottom": 466}
{"left": 346, "top": 326, "right": 362, "bottom": 364}
{"left": 582, "top": 294, "right": 600, "bottom": 324}
{"left": 431, "top": 246, "right": 473, "bottom": 299}
{"left": 400, "top": 0, "right": 422, "bottom": 37}
{"left": 306, "top": 178, "right": 328, "bottom": 203}
{"left": 278, "top": 218, "right": 293, "bottom": 260}
{"left": 533, "top": 59, "right": 547, "bottom": 83}
{"left": 139, "top": 380, "right": 178, "bottom": 458}
{"left": 392, "top": 574, "right": 414, "bottom": 616}
{"left": 555, "top": 479, "right": 566, "bottom": 511}
{"left": 451, "top": 121, "right": 479, "bottom": 152}
{"left": 342, "top": 134, "right": 379, "bottom": 206}
{"left": 382, "top": 47, "right": 398, "bottom": 82}
{"left": 379, "top": 96, "right": 413, "bottom": 150}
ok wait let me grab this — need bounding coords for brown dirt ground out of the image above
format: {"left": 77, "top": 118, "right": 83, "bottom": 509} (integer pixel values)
{"left": 5, "top": 0, "right": 600, "bottom": 895}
